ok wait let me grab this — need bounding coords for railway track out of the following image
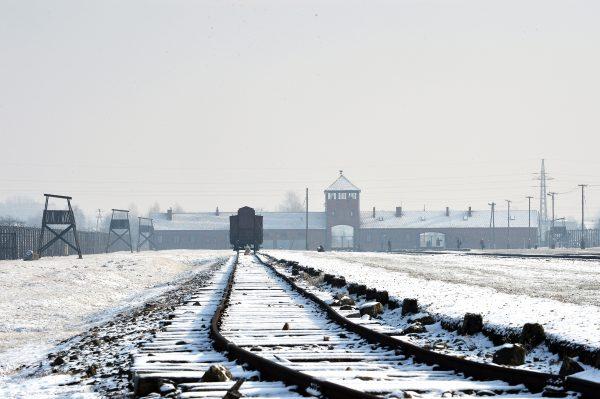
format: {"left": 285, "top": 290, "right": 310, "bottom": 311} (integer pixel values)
{"left": 133, "top": 253, "right": 590, "bottom": 398}
{"left": 214, "top": 254, "right": 577, "bottom": 398}
{"left": 261, "top": 254, "right": 600, "bottom": 399}
{"left": 132, "top": 256, "right": 309, "bottom": 398}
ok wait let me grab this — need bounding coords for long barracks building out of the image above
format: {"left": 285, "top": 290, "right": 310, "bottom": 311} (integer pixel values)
{"left": 152, "top": 173, "right": 538, "bottom": 251}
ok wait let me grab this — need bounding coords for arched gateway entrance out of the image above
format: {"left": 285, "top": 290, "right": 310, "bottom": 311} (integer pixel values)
{"left": 331, "top": 224, "right": 354, "bottom": 249}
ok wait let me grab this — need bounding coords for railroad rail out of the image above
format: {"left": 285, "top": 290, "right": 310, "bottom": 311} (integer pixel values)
{"left": 261, "top": 254, "right": 600, "bottom": 399}
{"left": 132, "top": 256, "right": 308, "bottom": 398}
{"left": 212, "top": 254, "right": 574, "bottom": 398}
{"left": 392, "top": 249, "right": 600, "bottom": 260}
{"left": 133, "top": 253, "right": 596, "bottom": 398}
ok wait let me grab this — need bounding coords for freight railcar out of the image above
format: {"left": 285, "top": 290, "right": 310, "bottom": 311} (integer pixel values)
{"left": 229, "top": 206, "right": 263, "bottom": 252}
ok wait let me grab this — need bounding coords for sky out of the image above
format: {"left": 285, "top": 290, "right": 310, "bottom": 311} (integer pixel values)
{"left": 1, "top": 0, "right": 599, "bottom": 224}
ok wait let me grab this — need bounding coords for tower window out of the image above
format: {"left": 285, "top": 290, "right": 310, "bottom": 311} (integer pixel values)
{"left": 327, "top": 193, "right": 337, "bottom": 200}
{"left": 349, "top": 193, "right": 357, "bottom": 199}
{"left": 339, "top": 192, "right": 347, "bottom": 199}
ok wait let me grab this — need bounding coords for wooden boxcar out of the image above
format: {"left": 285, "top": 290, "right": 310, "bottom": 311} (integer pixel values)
{"left": 229, "top": 206, "right": 263, "bottom": 251}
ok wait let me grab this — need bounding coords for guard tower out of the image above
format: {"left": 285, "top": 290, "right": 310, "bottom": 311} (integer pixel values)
{"left": 325, "top": 171, "right": 361, "bottom": 250}
{"left": 38, "top": 194, "right": 83, "bottom": 259}
{"left": 106, "top": 209, "right": 133, "bottom": 253}
{"left": 137, "top": 217, "right": 156, "bottom": 251}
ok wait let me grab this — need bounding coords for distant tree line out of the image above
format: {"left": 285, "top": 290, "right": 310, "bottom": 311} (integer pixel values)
{"left": 278, "top": 190, "right": 304, "bottom": 212}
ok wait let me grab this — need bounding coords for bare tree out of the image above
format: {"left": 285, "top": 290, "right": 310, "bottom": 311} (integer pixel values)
{"left": 72, "top": 205, "right": 88, "bottom": 230}
{"left": 0, "top": 196, "right": 42, "bottom": 226}
{"left": 278, "top": 191, "right": 304, "bottom": 212}
{"left": 0, "top": 215, "right": 25, "bottom": 226}
{"left": 147, "top": 202, "right": 161, "bottom": 216}
{"left": 173, "top": 203, "right": 185, "bottom": 213}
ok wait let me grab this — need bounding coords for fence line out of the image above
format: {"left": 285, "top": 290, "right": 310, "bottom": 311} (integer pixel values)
{"left": 0, "top": 225, "right": 121, "bottom": 260}
{"left": 559, "top": 229, "right": 600, "bottom": 248}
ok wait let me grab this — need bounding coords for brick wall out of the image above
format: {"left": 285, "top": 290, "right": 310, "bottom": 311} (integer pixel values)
{"left": 152, "top": 227, "right": 539, "bottom": 251}
{"left": 359, "top": 227, "right": 539, "bottom": 251}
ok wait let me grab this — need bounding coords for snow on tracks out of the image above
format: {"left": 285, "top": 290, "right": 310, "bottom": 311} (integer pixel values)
{"left": 220, "top": 255, "right": 542, "bottom": 398}
{"left": 266, "top": 250, "right": 600, "bottom": 351}
{"left": 132, "top": 255, "right": 307, "bottom": 399}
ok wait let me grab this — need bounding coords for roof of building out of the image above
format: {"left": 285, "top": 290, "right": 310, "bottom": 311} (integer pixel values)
{"left": 360, "top": 209, "right": 539, "bottom": 229}
{"left": 325, "top": 173, "right": 361, "bottom": 192}
{"left": 151, "top": 211, "right": 327, "bottom": 231}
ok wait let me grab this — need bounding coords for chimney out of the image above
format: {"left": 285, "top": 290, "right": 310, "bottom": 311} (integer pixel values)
{"left": 167, "top": 208, "right": 173, "bottom": 221}
{"left": 372, "top": 206, "right": 376, "bottom": 218}
{"left": 467, "top": 206, "right": 472, "bottom": 217}
{"left": 446, "top": 207, "right": 450, "bottom": 217}
{"left": 215, "top": 206, "right": 220, "bottom": 216}
{"left": 395, "top": 206, "right": 402, "bottom": 217}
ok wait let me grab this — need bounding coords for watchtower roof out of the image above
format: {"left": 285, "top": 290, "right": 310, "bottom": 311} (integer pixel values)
{"left": 325, "top": 172, "right": 360, "bottom": 192}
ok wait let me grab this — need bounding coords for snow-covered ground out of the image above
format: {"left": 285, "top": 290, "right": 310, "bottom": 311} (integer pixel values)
{"left": 265, "top": 250, "right": 600, "bottom": 350}
{"left": 0, "top": 250, "right": 231, "bottom": 375}
{"left": 472, "top": 247, "right": 600, "bottom": 257}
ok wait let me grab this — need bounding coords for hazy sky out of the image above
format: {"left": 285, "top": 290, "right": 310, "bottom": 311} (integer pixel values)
{"left": 1, "top": 0, "right": 599, "bottom": 222}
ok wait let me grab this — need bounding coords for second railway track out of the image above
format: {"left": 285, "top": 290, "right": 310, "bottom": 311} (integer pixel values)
{"left": 213, "top": 254, "right": 575, "bottom": 398}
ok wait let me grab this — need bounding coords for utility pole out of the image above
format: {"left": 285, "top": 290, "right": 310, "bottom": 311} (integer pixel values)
{"left": 305, "top": 187, "right": 309, "bottom": 250}
{"left": 505, "top": 200, "right": 511, "bottom": 249}
{"left": 534, "top": 159, "right": 552, "bottom": 245}
{"left": 526, "top": 196, "right": 533, "bottom": 249}
{"left": 96, "top": 209, "right": 102, "bottom": 231}
{"left": 488, "top": 202, "right": 496, "bottom": 249}
{"left": 578, "top": 184, "right": 587, "bottom": 249}
{"left": 548, "top": 192, "right": 557, "bottom": 249}
{"left": 95, "top": 208, "right": 103, "bottom": 253}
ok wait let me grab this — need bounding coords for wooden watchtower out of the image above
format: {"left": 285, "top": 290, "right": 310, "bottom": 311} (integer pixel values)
{"left": 38, "top": 194, "right": 83, "bottom": 259}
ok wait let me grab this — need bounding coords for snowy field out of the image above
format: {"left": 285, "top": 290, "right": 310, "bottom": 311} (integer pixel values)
{"left": 473, "top": 247, "right": 600, "bottom": 257}
{"left": 0, "top": 250, "right": 231, "bottom": 375}
{"left": 265, "top": 250, "right": 600, "bottom": 350}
